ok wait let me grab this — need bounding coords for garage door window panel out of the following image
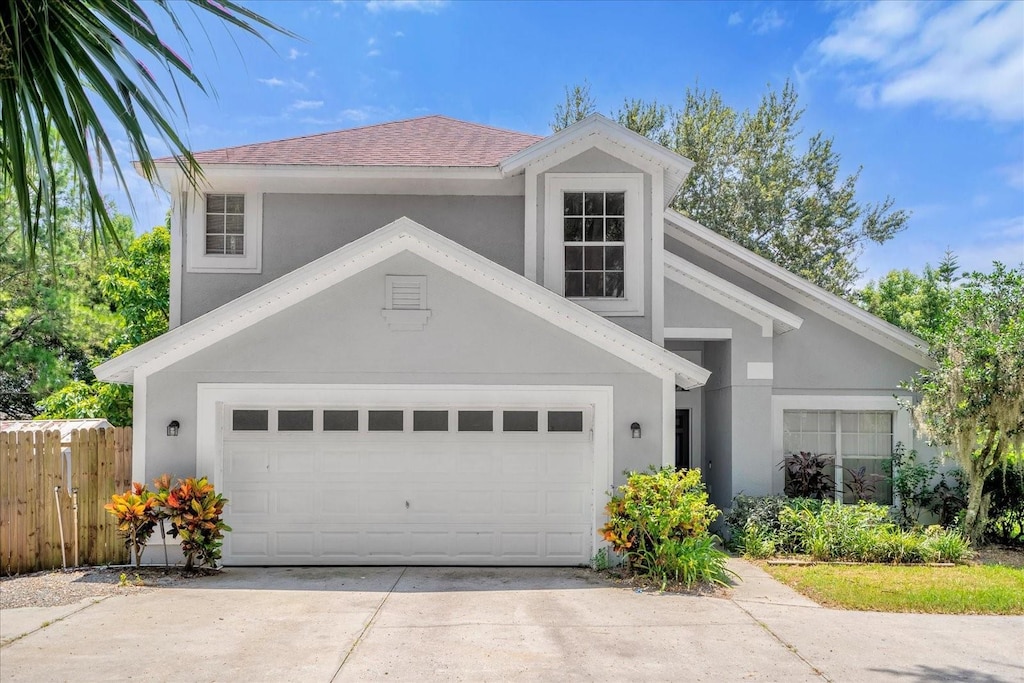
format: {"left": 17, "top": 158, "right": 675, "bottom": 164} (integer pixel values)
{"left": 369, "top": 410, "right": 404, "bottom": 431}
{"left": 548, "top": 410, "right": 584, "bottom": 432}
{"left": 414, "top": 410, "right": 449, "bottom": 432}
{"left": 232, "top": 409, "right": 268, "bottom": 431}
{"left": 324, "top": 410, "right": 358, "bottom": 431}
{"left": 503, "top": 410, "right": 539, "bottom": 432}
{"left": 278, "top": 410, "right": 314, "bottom": 431}
{"left": 458, "top": 410, "right": 493, "bottom": 432}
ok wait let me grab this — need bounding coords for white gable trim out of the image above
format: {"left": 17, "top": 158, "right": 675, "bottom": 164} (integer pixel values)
{"left": 499, "top": 115, "right": 693, "bottom": 207}
{"left": 664, "top": 251, "right": 803, "bottom": 337}
{"left": 95, "top": 217, "right": 710, "bottom": 390}
{"left": 664, "top": 209, "right": 932, "bottom": 366}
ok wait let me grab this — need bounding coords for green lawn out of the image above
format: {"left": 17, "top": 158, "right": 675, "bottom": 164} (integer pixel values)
{"left": 764, "top": 563, "right": 1024, "bottom": 615}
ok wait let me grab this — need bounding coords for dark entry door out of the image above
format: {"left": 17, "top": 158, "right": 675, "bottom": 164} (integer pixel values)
{"left": 675, "top": 409, "right": 691, "bottom": 470}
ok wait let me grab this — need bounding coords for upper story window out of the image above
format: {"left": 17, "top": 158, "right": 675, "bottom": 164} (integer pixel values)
{"left": 205, "top": 194, "right": 246, "bottom": 256}
{"left": 186, "top": 189, "right": 262, "bottom": 273}
{"left": 544, "top": 173, "right": 645, "bottom": 316}
{"left": 563, "top": 191, "right": 625, "bottom": 298}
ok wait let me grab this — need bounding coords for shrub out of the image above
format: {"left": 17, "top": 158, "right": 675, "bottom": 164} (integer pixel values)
{"left": 727, "top": 496, "right": 973, "bottom": 564}
{"left": 104, "top": 483, "right": 161, "bottom": 567}
{"left": 781, "top": 452, "right": 835, "bottom": 499}
{"left": 642, "top": 537, "right": 732, "bottom": 588}
{"left": 600, "top": 467, "right": 728, "bottom": 588}
{"left": 726, "top": 495, "right": 821, "bottom": 556}
{"left": 107, "top": 475, "right": 231, "bottom": 570}
{"left": 985, "top": 461, "right": 1024, "bottom": 546}
{"left": 160, "top": 477, "right": 231, "bottom": 570}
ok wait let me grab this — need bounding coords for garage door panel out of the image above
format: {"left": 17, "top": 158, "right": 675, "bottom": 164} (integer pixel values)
{"left": 221, "top": 399, "right": 596, "bottom": 565}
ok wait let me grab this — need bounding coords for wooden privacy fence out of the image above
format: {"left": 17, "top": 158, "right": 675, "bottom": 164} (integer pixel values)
{"left": 0, "top": 427, "right": 132, "bottom": 575}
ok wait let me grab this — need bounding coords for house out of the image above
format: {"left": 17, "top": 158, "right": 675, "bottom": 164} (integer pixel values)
{"left": 94, "top": 115, "right": 930, "bottom": 566}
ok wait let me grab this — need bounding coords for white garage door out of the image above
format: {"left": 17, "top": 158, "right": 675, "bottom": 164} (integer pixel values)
{"left": 220, "top": 402, "right": 596, "bottom": 565}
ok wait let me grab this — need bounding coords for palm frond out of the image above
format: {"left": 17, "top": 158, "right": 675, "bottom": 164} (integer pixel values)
{"left": 0, "top": 0, "right": 297, "bottom": 263}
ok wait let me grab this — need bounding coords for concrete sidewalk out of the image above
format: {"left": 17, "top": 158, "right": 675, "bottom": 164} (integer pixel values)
{"left": 0, "top": 562, "right": 1020, "bottom": 682}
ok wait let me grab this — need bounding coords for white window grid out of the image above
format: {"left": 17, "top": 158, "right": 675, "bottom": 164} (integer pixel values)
{"left": 205, "top": 193, "right": 245, "bottom": 256}
{"left": 782, "top": 410, "right": 894, "bottom": 504}
{"left": 562, "top": 190, "right": 626, "bottom": 299}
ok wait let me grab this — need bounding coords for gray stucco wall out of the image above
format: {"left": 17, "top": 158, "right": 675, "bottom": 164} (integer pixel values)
{"left": 148, "top": 251, "right": 665, "bottom": 488}
{"left": 665, "top": 239, "right": 922, "bottom": 392}
{"left": 536, "top": 148, "right": 654, "bottom": 340}
{"left": 180, "top": 194, "right": 524, "bottom": 323}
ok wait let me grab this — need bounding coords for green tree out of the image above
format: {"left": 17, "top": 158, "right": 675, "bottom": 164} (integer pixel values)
{"left": 551, "top": 80, "right": 597, "bottom": 132}
{"left": 0, "top": 146, "right": 127, "bottom": 417}
{"left": 38, "top": 225, "right": 170, "bottom": 425}
{"left": 856, "top": 252, "right": 959, "bottom": 342}
{"left": 0, "top": 0, "right": 292, "bottom": 262}
{"left": 554, "top": 81, "right": 909, "bottom": 296}
{"left": 906, "top": 263, "right": 1024, "bottom": 543}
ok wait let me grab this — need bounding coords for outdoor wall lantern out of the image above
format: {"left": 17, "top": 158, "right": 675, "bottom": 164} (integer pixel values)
{"left": 167, "top": 420, "right": 180, "bottom": 437}
{"left": 630, "top": 422, "right": 641, "bottom": 439}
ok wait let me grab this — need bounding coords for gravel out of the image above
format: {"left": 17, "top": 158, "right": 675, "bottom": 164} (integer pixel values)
{"left": 0, "top": 567, "right": 205, "bottom": 610}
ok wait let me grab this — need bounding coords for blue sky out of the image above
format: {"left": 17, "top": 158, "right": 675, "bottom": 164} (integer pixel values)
{"left": 109, "top": 0, "right": 1024, "bottom": 284}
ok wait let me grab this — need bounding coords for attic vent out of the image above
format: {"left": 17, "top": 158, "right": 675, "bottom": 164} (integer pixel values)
{"left": 388, "top": 276, "right": 426, "bottom": 310}
{"left": 382, "top": 275, "right": 431, "bottom": 330}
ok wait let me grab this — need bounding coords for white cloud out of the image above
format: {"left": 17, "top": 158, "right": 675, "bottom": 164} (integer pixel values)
{"left": 257, "top": 77, "right": 286, "bottom": 87}
{"left": 365, "top": 0, "right": 447, "bottom": 14}
{"left": 999, "top": 162, "right": 1024, "bottom": 190}
{"left": 286, "top": 48, "right": 306, "bottom": 60}
{"left": 752, "top": 8, "right": 785, "bottom": 35}
{"left": 367, "top": 49, "right": 382, "bottom": 58}
{"left": 368, "top": 37, "right": 377, "bottom": 46}
{"left": 289, "top": 100, "right": 324, "bottom": 111}
{"left": 728, "top": 12, "right": 742, "bottom": 27}
{"left": 817, "top": 1, "right": 1024, "bottom": 122}
{"left": 394, "top": 30, "right": 405, "bottom": 38}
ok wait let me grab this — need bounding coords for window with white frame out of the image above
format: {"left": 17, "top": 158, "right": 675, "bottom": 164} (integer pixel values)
{"left": 562, "top": 191, "right": 625, "bottom": 298}
{"left": 186, "top": 189, "right": 262, "bottom": 273}
{"left": 205, "top": 194, "right": 245, "bottom": 256}
{"left": 544, "top": 173, "right": 644, "bottom": 315}
{"left": 782, "top": 410, "right": 894, "bottom": 505}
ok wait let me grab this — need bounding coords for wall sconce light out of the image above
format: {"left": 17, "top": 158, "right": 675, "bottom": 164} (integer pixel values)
{"left": 167, "top": 420, "right": 180, "bottom": 437}
{"left": 630, "top": 422, "right": 641, "bottom": 439}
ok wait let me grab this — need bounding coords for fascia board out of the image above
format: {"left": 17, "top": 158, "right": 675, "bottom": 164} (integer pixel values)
{"left": 96, "top": 217, "right": 710, "bottom": 389}
{"left": 664, "top": 251, "right": 804, "bottom": 334}
{"left": 500, "top": 115, "right": 694, "bottom": 183}
{"left": 664, "top": 208, "right": 933, "bottom": 367}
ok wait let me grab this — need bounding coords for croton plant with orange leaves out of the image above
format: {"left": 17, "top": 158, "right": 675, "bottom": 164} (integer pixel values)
{"left": 105, "top": 475, "right": 230, "bottom": 570}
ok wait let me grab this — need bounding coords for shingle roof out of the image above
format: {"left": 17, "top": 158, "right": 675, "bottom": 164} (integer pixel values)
{"left": 172, "top": 115, "right": 544, "bottom": 167}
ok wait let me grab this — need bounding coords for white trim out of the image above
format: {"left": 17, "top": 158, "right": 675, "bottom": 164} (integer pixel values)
{"left": 132, "top": 371, "right": 146, "bottom": 483}
{"left": 169, "top": 193, "right": 183, "bottom": 329}
{"left": 543, "top": 173, "right": 645, "bottom": 316}
{"left": 664, "top": 327, "right": 732, "bottom": 340}
{"left": 747, "top": 362, "right": 774, "bottom": 380}
{"left": 662, "top": 375, "right": 675, "bottom": 467}
{"left": 524, "top": 166, "right": 538, "bottom": 281}
{"left": 96, "top": 217, "right": 710, "bottom": 389}
{"left": 664, "top": 251, "right": 803, "bottom": 336}
{"left": 770, "top": 394, "right": 913, "bottom": 496}
{"left": 651, "top": 170, "right": 665, "bottom": 345}
{"left": 196, "top": 383, "right": 615, "bottom": 564}
{"left": 500, "top": 115, "right": 694, "bottom": 207}
{"left": 153, "top": 165, "right": 523, "bottom": 197}
{"left": 186, "top": 189, "right": 263, "bottom": 273}
{"left": 665, "top": 209, "right": 932, "bottom": 366}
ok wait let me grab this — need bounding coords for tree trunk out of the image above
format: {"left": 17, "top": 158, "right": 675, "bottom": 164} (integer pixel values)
{"left": 962, "top": 467, "right": 987, "bottom": 544}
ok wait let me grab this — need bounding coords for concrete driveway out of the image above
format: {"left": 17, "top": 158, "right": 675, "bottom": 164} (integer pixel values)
{"left": 1, "top": 560, "right": 1021, "bottom": 682}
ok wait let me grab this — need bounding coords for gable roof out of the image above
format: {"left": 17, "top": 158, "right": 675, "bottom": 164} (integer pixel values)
{"left": 95, "top": 217, "right": 710, "bottom": 389}
{"left": 166, "top": 116, "right": 543, "bottom": 167}
{"left": 664, "top": 209, "right": 932, "bottom": 366}
{"left": 664, "top": 252, "right": 803, "bottom": 336}
{"left": 500, "top": 114, "right": 695, "bottom": 206}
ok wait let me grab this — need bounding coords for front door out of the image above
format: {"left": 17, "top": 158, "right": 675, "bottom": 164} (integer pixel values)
{"left": 675, "top": 409, "right": 691, "bottom": 470}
